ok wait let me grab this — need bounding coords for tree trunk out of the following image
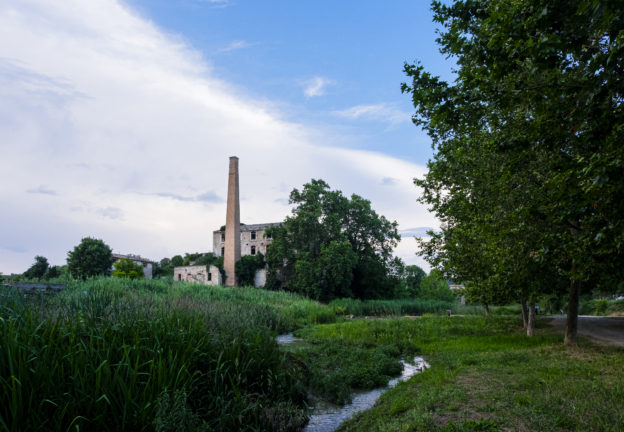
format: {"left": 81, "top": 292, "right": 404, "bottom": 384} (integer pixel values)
{"left": 527, "top": 297, "right": 536, "bottom": 337}
{"left": 484, "top": 303, "right": 490, "bottom": 316}
{"left": 565, "top": 278, "right": 580, "bottom": 345}
{"left": 521, "top": 296, "right": 528, "bottom": 329}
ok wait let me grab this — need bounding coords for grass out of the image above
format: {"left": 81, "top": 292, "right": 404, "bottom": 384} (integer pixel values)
{"left": 287, "top": 315, "right": 624, "bottom": 432}
{"left": 0, "top": 278, "right": 316, "bottom": 432}
{"left": 329, "top": 298, "right": 454, "bottom": 317}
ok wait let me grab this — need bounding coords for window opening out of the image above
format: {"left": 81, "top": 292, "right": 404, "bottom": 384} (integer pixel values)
{"left": 251, "top": 246, "right": 256, "bottom": 255}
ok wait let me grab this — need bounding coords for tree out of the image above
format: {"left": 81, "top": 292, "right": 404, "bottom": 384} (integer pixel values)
{"left": 23, "top": 255, "right": 49, "bottom": 280}
{"left": 67, "top": 238, "right": 114, "bottom": 280}
{"left": 235, "top": 253, "right": 265, "bottom": 287}
{"left": 404, "top": 0, "right": 624, "bottom": 344}
{"left": 265, "top": 179, "right": 401, "bottom": 301}
{"left": 419, "top": 270, "right": 455, "bottom": 303}
{"left": 43, "top": 265, "right": 63, "bottom": 280}
{"left": 171, "top": 255, "right": 184, "bottom": 267}
{"left": 404, "top": 265, "right": 426, "bottom": 297}
{"left": 112, "top": 258, "right": 145, "bottom": 279}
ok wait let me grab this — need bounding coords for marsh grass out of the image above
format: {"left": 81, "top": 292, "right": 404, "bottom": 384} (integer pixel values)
{"left": 303, "top": 316, "right": 624, "bottom": 432}
{"left": 0, "top": 278, "right": 317, "bottom": 432}
{"left": 329, "top": 298, "right": 454, "bottom": 317}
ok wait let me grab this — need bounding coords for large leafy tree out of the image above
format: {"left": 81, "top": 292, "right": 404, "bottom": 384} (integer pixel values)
{"left": 265, "top": 179, "right": 401, "bottom": 301}
{"left": 404, "top": 0, "right": 624, "bottom": 343}
{"left": 67, "top": 237, "right": 114, "bottom": 280}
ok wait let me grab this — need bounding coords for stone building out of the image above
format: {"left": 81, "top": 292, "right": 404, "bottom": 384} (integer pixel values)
{"left": 173, "top": 157, "right": 280, "bottom": 288}
{"left": 112, "top": 253, "right": 155, "bottom": 279}
{"left": 173, "top": 265, "right": 222, "bottom": 285}
{"left": 213, "top": 223, "right": 281, "bottom": 259}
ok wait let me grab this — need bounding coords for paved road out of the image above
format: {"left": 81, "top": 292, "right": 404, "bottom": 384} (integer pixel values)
{"left": 547, "top": 316, "right": 624, "bottom": 347}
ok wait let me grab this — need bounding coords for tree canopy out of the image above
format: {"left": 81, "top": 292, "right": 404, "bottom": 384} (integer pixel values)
{"left": 112, "top": 258, "right": 145, "bottom": 279}
{"left": 67, "top": 238, "right": 114, "bottom": 280}
{"left": 403, "top": 0, "right": 624, "bottom": 342}
{"left": 265, "top": 179, "right": 402, "bottom": 301}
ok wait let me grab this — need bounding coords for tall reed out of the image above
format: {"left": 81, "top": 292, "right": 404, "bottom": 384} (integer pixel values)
{"left": 0, "top": 278, "right": 309, "bottom": 432}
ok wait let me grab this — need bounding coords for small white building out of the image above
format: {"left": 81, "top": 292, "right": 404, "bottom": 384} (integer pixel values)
{"left": 173, "top": 265, "right": 222, "bottom": 286}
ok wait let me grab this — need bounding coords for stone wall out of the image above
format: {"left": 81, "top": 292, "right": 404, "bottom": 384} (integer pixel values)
{"left": 173, "top": 265, "right": 222, "bottom": 286}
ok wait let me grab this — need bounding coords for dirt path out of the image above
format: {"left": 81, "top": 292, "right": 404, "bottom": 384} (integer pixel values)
{"left": 546, "top": 316, "right": 624, "bottom": 347}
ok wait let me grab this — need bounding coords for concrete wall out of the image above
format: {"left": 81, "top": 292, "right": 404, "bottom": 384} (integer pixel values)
{"left": 173, "top": 265, "right": 222, "bottom": 286}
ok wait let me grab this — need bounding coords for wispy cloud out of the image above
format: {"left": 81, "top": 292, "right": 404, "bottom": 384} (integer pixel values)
{"left": 196, "top": 0, "right": 230, "bottom": 7}
{"left": 332, "top": 103, "right": 410, "bottom": 125}
{"left": 27, "top": 185, "right": 57, "bottom": 195}
{"left": 381, "top": 177, "right": 396, "bottom": 186}
{"left": 303, "top": 76, "right": 333, "bottom": 98}
{"left": 399, "top": 227, "right": 435, "bottom": 238}
{"left": 155, "top": 191, "right": 223, "bottom": 203}
{"left": 216, "top": 40, "right": 255, "bottom": 53}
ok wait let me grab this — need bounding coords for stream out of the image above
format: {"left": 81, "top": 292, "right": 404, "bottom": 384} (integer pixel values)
{"left": 277, "top": 334, "right": 429, "bottom": 432}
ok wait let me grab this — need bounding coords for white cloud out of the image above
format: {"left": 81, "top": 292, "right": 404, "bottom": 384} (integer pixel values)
{"left": 0, "top": 0, "right": 437, "bottom": 274}
{"left": 216, "top": 40, "right": 255, "bottom": 53}
{"left": 333, "top": 103, "right": 410, "bottom": 125}
{"left": 303, "top": 76, "right": 333, "bottom": 98}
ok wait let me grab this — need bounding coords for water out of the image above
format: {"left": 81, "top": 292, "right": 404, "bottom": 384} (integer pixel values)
{"left": 276, "top": 333, "right": 302, "bottom": 345}
{"left": 303, "top": 357, "right": 428, "bottom": 432}
{"left": 276, "top": 334, "right": 429, "bottom": 432}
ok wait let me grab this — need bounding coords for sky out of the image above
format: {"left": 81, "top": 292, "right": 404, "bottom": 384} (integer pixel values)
{"left": 0, "top": 0, "right": 455, "bottom": 275}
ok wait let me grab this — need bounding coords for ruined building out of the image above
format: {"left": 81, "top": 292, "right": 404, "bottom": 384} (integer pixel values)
{"left": 173, "top": 156, "right": 280, "bottom": 287}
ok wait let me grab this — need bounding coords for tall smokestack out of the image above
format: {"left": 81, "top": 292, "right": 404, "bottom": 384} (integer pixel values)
{"left": 224, "top": 156, "right": 241, "bottom": 286}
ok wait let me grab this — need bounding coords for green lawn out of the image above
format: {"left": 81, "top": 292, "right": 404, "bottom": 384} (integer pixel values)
{"left": 289, "top": 316, "right": 624, "bottom": 432}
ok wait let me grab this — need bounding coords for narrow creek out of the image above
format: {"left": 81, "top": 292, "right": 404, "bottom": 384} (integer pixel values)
{"left": 277, "top": 334, "right": 429, "bottom": 432}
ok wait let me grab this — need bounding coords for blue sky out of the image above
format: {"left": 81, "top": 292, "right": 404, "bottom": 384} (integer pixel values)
{"left": 0, "top": 0, "right": 454, "bottom": 274}
{"left": 126, "top": 0, "right": 455, "bottom": 161}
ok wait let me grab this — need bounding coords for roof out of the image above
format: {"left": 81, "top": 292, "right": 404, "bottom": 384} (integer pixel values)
{"left": 112, "top": 253, "right": 155, "bottom": 264}
{"left": 213, "top": 222, "right": 282, "bottom": 233}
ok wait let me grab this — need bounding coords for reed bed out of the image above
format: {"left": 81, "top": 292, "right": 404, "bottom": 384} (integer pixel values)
{"left": 0, "top": 279, "right": 311, "bottom": 432}
{"left": 329, "top": 298, "right": 454, "bottom": 317}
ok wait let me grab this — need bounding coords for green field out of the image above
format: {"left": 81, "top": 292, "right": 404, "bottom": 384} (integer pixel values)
{"left": 2, "top": 278, "right": 622, "bottom": 431}
{"left": 302, "top": 317, "right": 624, "bottom": 432}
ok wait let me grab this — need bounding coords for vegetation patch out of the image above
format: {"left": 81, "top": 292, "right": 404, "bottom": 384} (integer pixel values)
{"left": 324, "top": 316, "right": 624, "bottom": 432}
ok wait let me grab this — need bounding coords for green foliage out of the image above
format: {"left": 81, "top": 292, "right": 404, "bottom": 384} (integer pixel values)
{"left": 235, "top": 253, "right": 265, "bottom": 287}
{"left": 112, "top": 258, "right": 145, "bottom": 279}
{"left": 171, "top": 255, "right": 184, "bottom": 267}
{"left": 43, "top": 265, "right": 62, "bottom": 280}
{"left": 419, "top": 270, "right": 455, "bottom": 302}
{"left": 333, "top": 316, "right": 624, "bottom": 432}
{"left": 23, "top": 255, "right": 49, "bottom": 280}
{"left": 329, "top": 298, "right": 454, "bottom": 317}
{"left": 403, "top": 265, "right": 426, "bottom": 297}
{"left": 0, "top": 277, "right": 320, "bottom": 431}
{"left": 403, "top": 0, "right": 624, "bottom": 335}
{"left": 266, "top": 179, "right": 401, "bottom": 301}
{"left": 66, "top": 237, "right": 114, "bottom": 280}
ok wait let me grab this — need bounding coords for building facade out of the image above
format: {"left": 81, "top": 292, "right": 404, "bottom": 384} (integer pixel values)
{"left": 213, "top": 222, "right": 281, "bottom": 259}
